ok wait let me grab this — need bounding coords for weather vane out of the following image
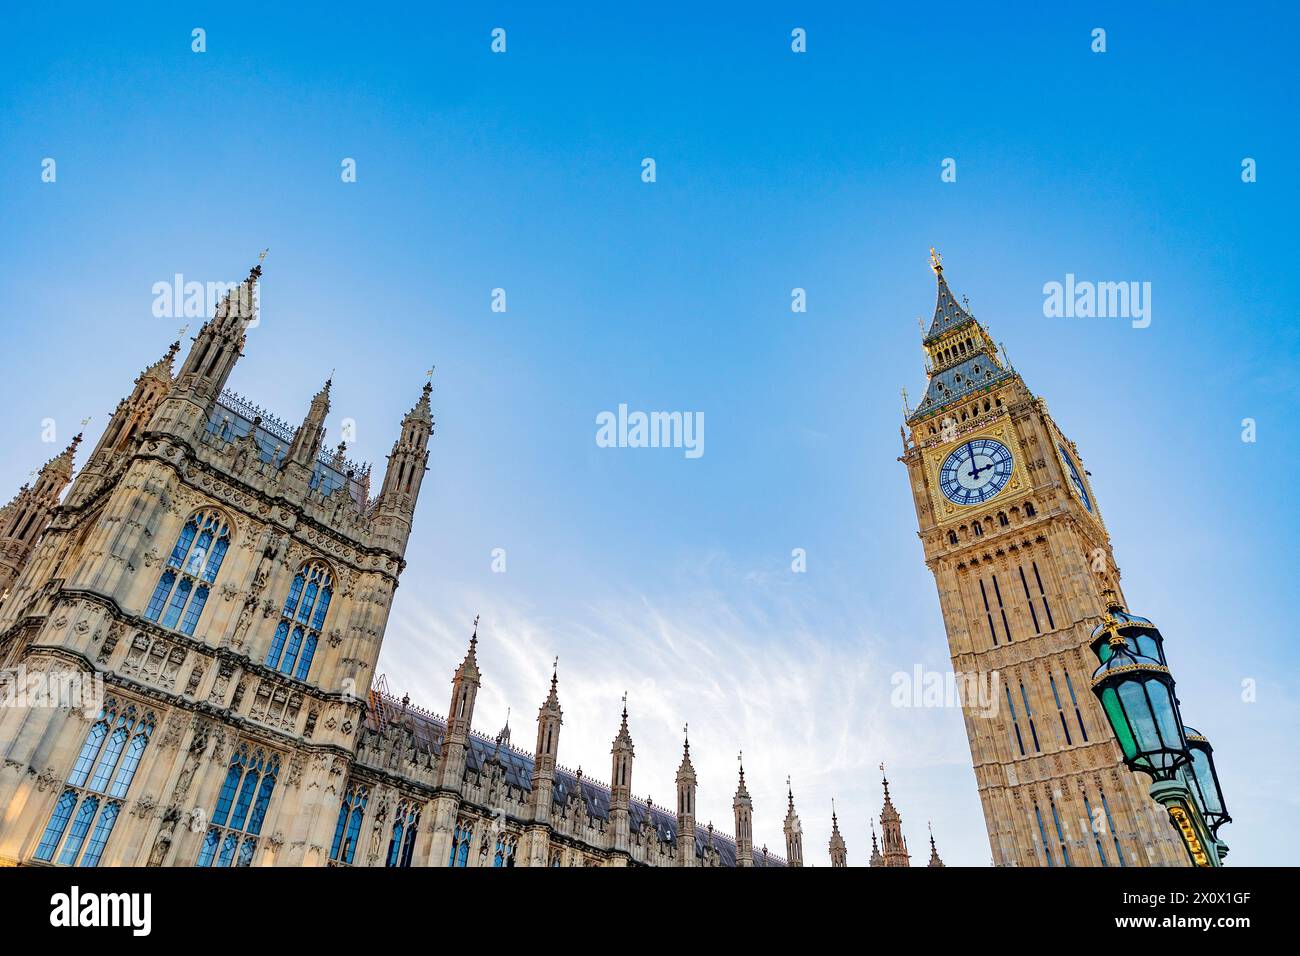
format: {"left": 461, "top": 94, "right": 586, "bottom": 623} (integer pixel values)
{"left": 929, "top": 246, "right": 943, "bottom": 273}
{"left": 258, "top": 248, "right": 269, "bottom": 264}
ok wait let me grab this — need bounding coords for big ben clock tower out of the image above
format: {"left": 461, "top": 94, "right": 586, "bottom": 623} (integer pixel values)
{"left": 899, "top": 251, "right": 1187, "bottom": 867}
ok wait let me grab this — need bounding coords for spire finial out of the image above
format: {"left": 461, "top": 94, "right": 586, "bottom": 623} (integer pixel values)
{"left": 621, "top": 690, "right": 628, "bottom": 718}
{"left": 929, "top": 246, "right": 943, "bottom": 274}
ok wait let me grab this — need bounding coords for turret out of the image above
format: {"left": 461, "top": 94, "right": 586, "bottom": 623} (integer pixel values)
{"left": 153, "top": 260, "right": 262, "bottom": 439}
{"left": 434, "top": 618, "right": 480, "bottom": 794}
{"left": 528, "top": 660, "right": 562, "bottom": 826}
{"left": 609, "top": 694, "right": 634, "bottom": 858}
{"left": 371, "top": 379, "right": 433, "bottom": 556}
{"left": 879, "top": 767, "right": 911, "bottom": 867}
{"left": 69, "top": 341, "right": 178, "bottom": 507}
{"left": 829, "top": 800, "right": 847, "bottom": 867}
{"left": 733, "top": 752, "right": 753, "bottom": 868}
{"left": 675, "top": 726, "right": 697, "bottom": 867}
{"left": 783, "top": 777, "right": 803, "bottom": 867}
{"left": 285, "top": 377, "right": 331, "bottom": 470}
{"left": 927, "top": 823, "right": 945, "bottom": 868}
{"left": 0, "top": 435, "right": 80, "bottom": 600}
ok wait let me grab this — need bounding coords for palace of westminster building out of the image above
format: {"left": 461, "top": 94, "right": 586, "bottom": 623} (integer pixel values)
{"left": 0, "top": 253, "right": 1188, "bottom": 867}
{"left": 0, "top": 259, "right": 943, "bottom": 869}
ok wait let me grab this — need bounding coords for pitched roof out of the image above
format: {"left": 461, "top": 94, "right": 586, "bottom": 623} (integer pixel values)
{"left": 365, "top": 691, "right": 786, "bottom": 867}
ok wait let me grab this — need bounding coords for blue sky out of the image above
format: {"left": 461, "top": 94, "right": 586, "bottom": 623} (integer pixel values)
{"left": 2, "top": 2, "right": 1297, "bottom": 865}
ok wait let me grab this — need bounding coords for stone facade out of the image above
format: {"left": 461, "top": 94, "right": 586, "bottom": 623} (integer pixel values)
{"left": 900, "top": 252, "right": 1188, "bottom": 867}
{"left": 0, "top": 260, "right": 901, "bottom": 868}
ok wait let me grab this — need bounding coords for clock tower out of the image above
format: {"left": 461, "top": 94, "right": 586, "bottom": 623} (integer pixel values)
{"left": 899, "top": 251, "right": 1187, "bottom": 867}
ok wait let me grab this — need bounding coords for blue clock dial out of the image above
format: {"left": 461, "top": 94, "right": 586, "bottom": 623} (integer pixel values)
{"left": 1059, "top": 444, "right": 1092, "bottom": 512}
{"left": 939, "top": 438, "right": 1013, "bottom": 505}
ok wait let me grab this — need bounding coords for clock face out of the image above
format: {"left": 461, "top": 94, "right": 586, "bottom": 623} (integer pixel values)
{"left": 1059, "top": 444, "right": 1093, "bottom": 512}
{"left": 939, "top": 438, "right": 1013, "bottom": 505}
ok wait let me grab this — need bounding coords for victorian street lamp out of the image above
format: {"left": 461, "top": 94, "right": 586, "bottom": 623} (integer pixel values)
{"left": 1088, "top": 590, "right": 1223, "bottom": 867}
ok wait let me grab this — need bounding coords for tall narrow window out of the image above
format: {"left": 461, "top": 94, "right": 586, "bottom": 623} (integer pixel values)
{"left": 386, "top": 800, "right": 420, "bottom": 868}
{"left": 1063, "top": 671, "right": 1089, "bottom": 741}
{"left": 1004, "top": 684, "right": 1026, "bottom": 757}
{"left": 1082, "top": 791, "right": 1109, "bottom": 866}
{"left": 1032, "top": 561, "right": 1055, "bottom": 629}
{"left": 34, "top": 701, "right": 154, "bottom": 866}
{"left": 1019, "top": 680, "right": 1041, "bottom": 752}
{"left": 197, "top": 745, "right": 278, "bottom": 867}
{"left": 1049, "top": 798, "right": 1073, "bottom": 867}
{"left": 493, "top": 832, "right": 518, "bottom": 868}
{"left": 143, "top": 510, "right": 230, "bottom": 636}
{"left": 1099, "top": 787, "right": 1126, "bottom": 866}
{"left": 991, "top": 574, "right": 1013, "bottom": 642}
{"left": 265, "top": 561, "right": 333, "bottom": 681}
{"left": 1033, "top": 803, "right": 1055, "bottom": 867}
{"left": 1018, "top": 567, "right": 1041, "bottom": 633}
{"left": 979, "top": 579, "right": 998, "bottom": 647}
{"left": 1048, "top": 672, "right": 1073, "bottom": 745}
{"left": 330, "top": 785, "right": 369, "bottom": 865}
{"left": 449, "top": 821, "right": 473, "bottom": 867}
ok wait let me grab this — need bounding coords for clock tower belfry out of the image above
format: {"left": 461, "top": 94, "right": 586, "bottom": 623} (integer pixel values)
{"left": 899, "top": 252, "right": 1187, "bottom": 867}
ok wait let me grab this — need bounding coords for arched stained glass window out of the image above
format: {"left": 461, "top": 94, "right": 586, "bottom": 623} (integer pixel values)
{"left": 197, "top": 745, "right": 279, "bottom": 867}
{"left": 266, "top": 561, "right": 332, "bottom": 682}
{"left": 493, "top": 832, "right": 517, "bottom": 868}
{"left": 33, "top": 701, "right": 154, "bottom": 866}
{"left": 449, "top": 822, "right": 472, "bottom": 867}
{"left": 330, "top": 785, "right": 369, "bottom": 865}
{"left": 385, "top": 800, "right": 420, "bottom": 868}
{"left": 144, "top": 510, "right": 230, "bottom": 637}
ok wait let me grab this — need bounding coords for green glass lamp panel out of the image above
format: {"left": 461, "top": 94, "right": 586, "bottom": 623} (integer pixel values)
{"left": 1190, "top": 749, "right": 1224, "bottom": 817}
{"left": 1100, "top": 686, "right": 1138, "bottom": 760}
{"left": 1148, "top": 682, "right": 1183, "bottom": 754}
{"left": 1117, "top": 682, "right": 1159, "bottom": 760}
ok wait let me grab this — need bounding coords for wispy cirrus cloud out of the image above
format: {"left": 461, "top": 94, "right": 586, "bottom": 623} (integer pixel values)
{"left": 378, "top": 554, "right": 982, "bottom": 865}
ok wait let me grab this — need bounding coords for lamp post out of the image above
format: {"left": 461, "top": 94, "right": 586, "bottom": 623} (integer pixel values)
{"left": 1088, "top": 590, "right": 1228, "bottom": 867}
{"left": 1182, "top": 727, "right": 1232, "bottom": 864}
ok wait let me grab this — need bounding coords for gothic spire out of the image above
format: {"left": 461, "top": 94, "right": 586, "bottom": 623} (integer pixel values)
{"left": 456, "top": 614, "right": 481, "bottom": 684}
{"left": 45, "top": 433, "right": 82, "bottom": 479}
{"left": 286, "top": 376, "right": 331, "bottom": 468}
{"left": 909, "top": 252, "right": 1009, "bottom": 424}
{"left": 783, "top": 775, "right": 803, "bottom": 867}
{"left": 735, "top": 751, "right": 749, "bottom": 799}
{"left": 540, "top": 656, "right": 561, "bottom": 716}
{"left": 405, "top": 377, "right": 434, "bottom": 427}
{"left": 829, "top": 799, "right": 848, "bottom": 867}
{"left": 923, "top": 246, "right": 977, "bottom": 343}
{"left": 927, "top": 822, "right": 946, "bottom": 868}
{"left": 140, "top": 340, "right": 181, "bottom": 384}
{"left": 878, "top": 764, "right": 911, "bottom": 867}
